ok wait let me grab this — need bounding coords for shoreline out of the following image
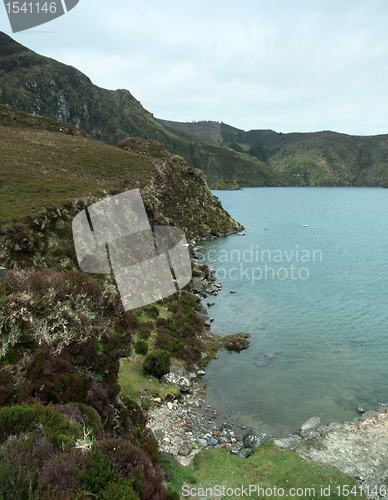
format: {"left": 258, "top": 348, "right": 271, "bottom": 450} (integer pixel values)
{"left": 147, "top": 237, "right": 388, "bottom": 496}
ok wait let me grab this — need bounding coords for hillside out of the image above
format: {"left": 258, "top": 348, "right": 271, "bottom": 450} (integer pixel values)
{"left": 0, "top": 32, "right": 300, "bottom": 189}
{"left": 0, "top": 103, "right": 245, "bottom": 498}
{"left": 163, "top": 120, "right": 388, "bottom": 187}
{"left": 0, "top": 104, "right": 242, "bottom": 237}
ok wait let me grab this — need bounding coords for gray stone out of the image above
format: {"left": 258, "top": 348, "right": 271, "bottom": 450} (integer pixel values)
{"left": 238, "top": 448, "right": 252, "bottom": 459}
{"left": 206, "top": 285, "right": 219, "bottom": 294}
{"left": 207, "top": 437, "right": 218, "bottom": 446}
{"left": 243, "top": 428, "right": 272, "bottom": 449}
{"left": 178, "top": 440, "right": 192, "bottom": 456}
{"left": 197, "top": 438, "right": 208, "bottom": 447}
{"left": 161, "top": 373, "right": 191, "bottom": 392}
{"left": 197, "top": 370, "right": 206, "bottom": 376}
{"left": 274, "top": 435, "right": 302, "bottom": 450}
{"left": 299, "top": 416, "right": 321, "bottom": 436}
{"left": 191, "top": 277, "right": 205, "bottom": 293}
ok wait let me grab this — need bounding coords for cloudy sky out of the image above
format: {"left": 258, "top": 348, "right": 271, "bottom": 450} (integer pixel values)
{"left": 1, "top": 0, "right": 388, "bottom": 135}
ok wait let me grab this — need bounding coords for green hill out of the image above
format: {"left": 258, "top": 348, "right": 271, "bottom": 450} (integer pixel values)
{"left": 0, "top": 31, "right": 301, "bottom": 189}
{"left": 163, "top": 121, "right": 388, "bottom": 187}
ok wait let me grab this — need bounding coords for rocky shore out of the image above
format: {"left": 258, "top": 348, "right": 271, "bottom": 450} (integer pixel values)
{"left": 275, "top": 406, "right": 388, "bottom": 499}
{"left": 148, "top": 379, "right": 247, "bottom": 467}
{"left": 146, "top": 244, "right": 388, "bottom": 499}
{"left": 149, "top": 388, "right": 388, "bottom": 498}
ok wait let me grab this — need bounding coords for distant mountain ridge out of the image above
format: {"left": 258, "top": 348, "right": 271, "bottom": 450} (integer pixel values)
{"left": 159, "top": 121, "right": 388, "bottom": 187}
{"left": 1, "top": 31, "right": 388, "bottom": 188}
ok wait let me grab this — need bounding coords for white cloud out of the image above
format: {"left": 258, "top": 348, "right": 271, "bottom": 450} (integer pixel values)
{"left": 2, "top": 0, "right": 388, "bottom": 135}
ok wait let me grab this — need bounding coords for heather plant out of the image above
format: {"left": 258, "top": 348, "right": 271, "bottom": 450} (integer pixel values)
{"left": 0, "top": 269, "right": 122, "bottom": 360}
{"left": 134, "top": 340, "right": 149, "bottom": 355}
{"left": 142, "top": 349, "right": 171, "bottom": 379}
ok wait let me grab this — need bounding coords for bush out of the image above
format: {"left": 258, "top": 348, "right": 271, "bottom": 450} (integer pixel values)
{"left": 83, "top": 448, "right": 116, "bottom": 494}
{"left": 166, "top": 489, "right": 180, "bottom": 500}
{"left": 142, "top": 350, "right": 170, "bottom": 379}
{"left": 101, "top": 479, "right": 137, "bottom": 500}
{"left": 134, "top": 340, "right": 149, "bottom": 356}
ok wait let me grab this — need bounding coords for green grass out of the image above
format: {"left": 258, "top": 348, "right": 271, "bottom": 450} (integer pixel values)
{"left": 0, "top": 113, "right": 154, "bottom": 223}
{"left": 161, "top": 442, "right": 365, "bottom": 500}
{"left": 118, "top": 357, "right": 180, "bottom": 404}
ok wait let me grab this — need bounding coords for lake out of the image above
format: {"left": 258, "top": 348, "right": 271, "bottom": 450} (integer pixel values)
{"left": 198, "top": 187, "right": 388, "bottom": 437}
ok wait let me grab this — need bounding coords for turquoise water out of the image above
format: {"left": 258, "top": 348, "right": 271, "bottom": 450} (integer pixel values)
{"left": 199, "top": 187, "right": 388, "bottom": 436}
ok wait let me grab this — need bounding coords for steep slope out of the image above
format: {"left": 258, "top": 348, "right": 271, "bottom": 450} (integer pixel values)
{"left": 0, "top": 105, "right": 244, "bottom": 499}
{"left": 0, "top": 32, "right": 300, "bottom": 189}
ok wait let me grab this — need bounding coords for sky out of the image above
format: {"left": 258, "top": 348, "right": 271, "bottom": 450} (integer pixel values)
{"left": 1, "top": 0, "right": 388, "bottom": 136}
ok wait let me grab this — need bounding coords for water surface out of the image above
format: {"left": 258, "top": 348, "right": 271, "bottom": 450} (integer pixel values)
{"left": 199, "top": 187, "right": 388, "bottom": 436}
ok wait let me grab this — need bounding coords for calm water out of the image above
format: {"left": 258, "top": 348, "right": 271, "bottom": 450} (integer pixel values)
{"left": 199, "top": 187, "right": 388, "bottom": 437}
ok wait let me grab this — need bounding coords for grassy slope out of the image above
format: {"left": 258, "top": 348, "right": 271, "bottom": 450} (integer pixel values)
{"left": 0, "top": 104, "right": 240, "bottom": 239}
{"left": 0, "top": 31, "right": 301, "bottom": 189}
{"left": 162, "top": 443, "right": 364, "bottom": 499}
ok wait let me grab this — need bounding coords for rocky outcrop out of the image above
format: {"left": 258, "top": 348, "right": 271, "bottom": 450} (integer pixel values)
{"left": 161, "top": 373, "right": 191, "bottom": 393}
{"left": 275, "top": 405, "right": 388, "bottom": 498}
{"left": 242, "top": 428, "right": 273, "bottom": 449}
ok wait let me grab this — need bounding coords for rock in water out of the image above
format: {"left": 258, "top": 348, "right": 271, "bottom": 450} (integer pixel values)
{"left": 299, "top": 416, "right": 321, "bottom": 436}
{"left": 242, "top": 428, "right": 272, "bottom": 448}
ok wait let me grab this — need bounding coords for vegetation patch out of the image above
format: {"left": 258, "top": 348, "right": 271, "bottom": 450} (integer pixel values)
{"left": 118, "top": 357, "right": 180, "bottom": 405}
{"left": 161, "top": 442, "right": 365, "bottom": 499}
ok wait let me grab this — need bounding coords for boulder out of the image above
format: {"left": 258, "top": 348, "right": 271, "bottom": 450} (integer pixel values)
{"left": 274, "top": 435, "right": 302, "bottom": 450}
{"left": 197, "top": 438, "right": 208, "bottom": 447}
{"left": 178, "top": 440, "right": 192, "bottom": 456}
{"left": 238, "top": 448, "right": 252, "bottom": 459}
{"left": 161, "top": 373, "right": 191, "bottom": 392}
{"left": 191, "top": 277, "right": 205, "bottom": 293}
{"left": 299, "top": 416, "right": 321, "bottom": 436}
{"left": 243, "top": 428, "right": 272, "bottom": 449}
{"left": 207, "top": 437, "right": 218, "bottom": 446}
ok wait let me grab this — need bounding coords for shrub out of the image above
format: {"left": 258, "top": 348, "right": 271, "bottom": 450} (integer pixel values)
{"left": 0, "top": 405, "right": 38, "bottom": 440}
{"left": 83, "top": 448, "right": 116, "bottom": 494}
{"left": 166, "top": 489, "right": 180, "bottom": 500}
{"left": 144, "top": 304, "right": 159, "bottom": 319}
{"left": 134, "top": 340, "right": 148, "bottom": 356}
{"left": 142, "top": 350, "right": 170, "bottom": 379}
{"left": 100, "top": 479, "right": 138, "bottom": 500}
